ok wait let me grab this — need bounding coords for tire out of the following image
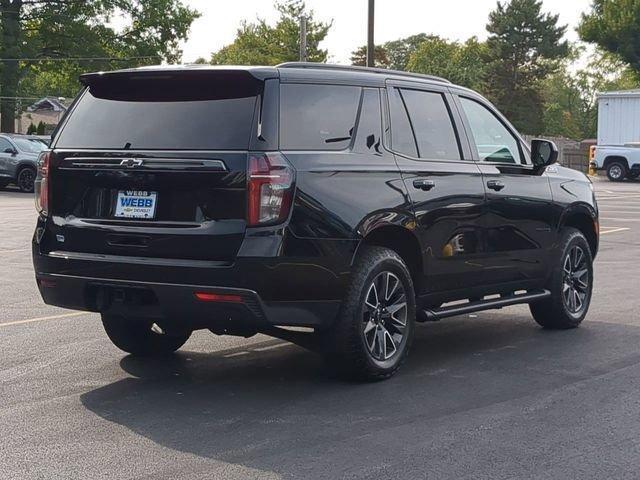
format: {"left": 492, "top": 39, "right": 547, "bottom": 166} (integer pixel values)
{"left": 627, "top": 172, "right": 640, "bottom": 180}
{"left": 16, "top": 166, "right": 36, "bottom": 193}
{"left": 606, "top": 161, "right": 627, "bottom": 182}
{"left": 325, "top": 246, "right": 416, "bottom": 381}
{"left": 102, "top": 314, "right": 191, "bottom": 356}
{"left": 530, "top": 228, "right": 593, "bottom": 329}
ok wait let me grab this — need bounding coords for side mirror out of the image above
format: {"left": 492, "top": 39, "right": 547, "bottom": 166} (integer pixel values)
{"left": 531, "top": 139, "right": 558, "bottom": 170}
{"left": 4, "top": 147, "right": 16, "bottom": 155}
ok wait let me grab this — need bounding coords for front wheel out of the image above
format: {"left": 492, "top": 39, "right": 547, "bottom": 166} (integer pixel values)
{"left": 325, "top": 246, "right": 416, "bottom": 381}
{"left": 530, "top": 228, "right": 593, "bottom": 329}
{"left": 102, "top": 315, "right": 191, "bottom": 356}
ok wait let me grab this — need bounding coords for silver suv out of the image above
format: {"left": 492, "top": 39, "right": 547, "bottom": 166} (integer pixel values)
{"left": 0, "top": 134, "right": 49, "bottom": 192}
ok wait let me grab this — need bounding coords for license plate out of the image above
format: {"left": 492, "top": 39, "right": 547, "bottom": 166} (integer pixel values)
{"left": 115, "top": 191, "right": 157, "bottom": 219}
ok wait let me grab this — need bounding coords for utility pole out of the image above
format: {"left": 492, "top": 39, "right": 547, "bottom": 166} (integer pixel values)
{"left": 299, "top": 16, "right": 308, "bottom": 62}
{"left": 367, "top": 0, "right": 375, "bottom": 67}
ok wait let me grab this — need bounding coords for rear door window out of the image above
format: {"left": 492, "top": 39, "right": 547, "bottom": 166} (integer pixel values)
{"left": 399, "top": 89, "right": 461, "bottom": 161}
{"left": 280, "top": 84, "right": 362, "bottom": 150}
{"left": 56, "top": 74, "right": 260, "bottom": 150}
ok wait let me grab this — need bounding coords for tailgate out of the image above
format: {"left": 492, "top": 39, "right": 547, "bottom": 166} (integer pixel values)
{"left": 49, "top": 150, "right": 247, "bottom": 261}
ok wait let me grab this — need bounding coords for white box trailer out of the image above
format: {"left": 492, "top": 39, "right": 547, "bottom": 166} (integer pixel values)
{"left": 597, "top": 90, "right": 640, "bottom": 145}
{"left": 593, "top": 90, "right": 640, "bottom": 181}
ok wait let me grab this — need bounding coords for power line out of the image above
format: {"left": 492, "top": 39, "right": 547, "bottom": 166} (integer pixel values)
{"left": 0, "top": 56, "right": 160, "bottom": 62}
{"left": 0, "top": 96, "right": 67, "bottom": 100}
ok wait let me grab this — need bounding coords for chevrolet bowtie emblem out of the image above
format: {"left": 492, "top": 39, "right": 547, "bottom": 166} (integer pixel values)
{"left": 120, "top": 158, "right": 144, "bottom": 168}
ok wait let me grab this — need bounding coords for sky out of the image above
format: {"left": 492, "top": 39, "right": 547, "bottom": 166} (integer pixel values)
{"left": 180, "top": 0, "right": 595, "bottom": 64}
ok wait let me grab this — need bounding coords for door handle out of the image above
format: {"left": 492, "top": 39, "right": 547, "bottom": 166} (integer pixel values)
{"left": 413, "top": 179, "right": 436, "bottom": 191}
{"left": 486, "top": 179, "right": 505, "bottom": 191}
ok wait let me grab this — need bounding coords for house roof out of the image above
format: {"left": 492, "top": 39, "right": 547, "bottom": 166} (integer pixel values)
{"left": 27, "top": 97, "right": 69, "bottom": 113}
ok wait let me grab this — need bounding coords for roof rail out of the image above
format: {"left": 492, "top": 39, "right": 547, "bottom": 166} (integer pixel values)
{"left": 276, "top": 62, "right": 452, "bottom": 84}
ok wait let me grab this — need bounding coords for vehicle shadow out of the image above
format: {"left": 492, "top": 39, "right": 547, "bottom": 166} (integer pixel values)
{"left": 0, "top": 186, "right": 29, "bottom": 196}
{"left": 80, "top": 315, "right": 640, "bottom": 478}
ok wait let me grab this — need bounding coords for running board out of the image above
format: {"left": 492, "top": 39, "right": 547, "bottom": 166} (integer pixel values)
{"left": 418, "top": 289, "right": 551, "bottom": 322}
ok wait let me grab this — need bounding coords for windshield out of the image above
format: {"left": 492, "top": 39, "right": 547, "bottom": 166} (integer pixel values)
{"left": 14, "top": 137, "right": 48, "bottom": 154}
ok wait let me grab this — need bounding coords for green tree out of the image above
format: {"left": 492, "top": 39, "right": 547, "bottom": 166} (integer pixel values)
{"left": 210, "top": 1, "right": 331, "bottom": 65}
{"left": 383, "top": 33, "right": 432, "bottom": 71}
{"left": 0, "top": 0, "right": 200, "bottom": 132}
{"left": 406, "top": 36, "right": 487, "bottom": 90}
{"left": 542, "top": 48, "right": 638, "bottom": 139}
{"left": 350, "top": 45, "right": 390, "bottom": 68}
{"left": 484, "top": 0, "right": 569, "bottom": 134}
{"left": 36, "top": 120, "right": 45, "bottom": 135}
{"left": 26, "top": 122, "right": 35, "bottom": 135}
{"left": 579, "top": 0, "right": 640, "bottom": 73}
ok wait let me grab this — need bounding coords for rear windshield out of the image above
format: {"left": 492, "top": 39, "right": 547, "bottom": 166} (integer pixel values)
{"left": 55, "top": 74, "right": 259, "bottom": 150}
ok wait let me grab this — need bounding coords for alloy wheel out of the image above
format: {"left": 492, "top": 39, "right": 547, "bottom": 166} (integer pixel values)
{"left": 18, "top": 168, "right": 35, "bottom": 192}
{"left": 362, "top": 271, "right": 407, "bottom": 361}
{"left": 562, "top": 246, "right": 589, "bottom": 314}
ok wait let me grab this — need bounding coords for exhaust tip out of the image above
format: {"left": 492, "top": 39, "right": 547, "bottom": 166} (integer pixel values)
{"left": 150, "top": 323, "right": 165, "bottom": 335}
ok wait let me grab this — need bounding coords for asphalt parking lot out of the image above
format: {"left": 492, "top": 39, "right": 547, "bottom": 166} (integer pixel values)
{"left": 2, "top": 176, "right": 640, "bottom": 480}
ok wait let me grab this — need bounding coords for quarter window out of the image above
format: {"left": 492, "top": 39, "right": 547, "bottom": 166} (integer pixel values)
{"left": 280, "top": 84, "right": 362, "bottom": 150}
{"left": 388, "top": 87, "right": 418, "bottom": 157}
{"left": 400, "top": 89, "right": 461, "bottom": 161}
{"left": 459, "top": 97, "right": 522, "bottom": 164}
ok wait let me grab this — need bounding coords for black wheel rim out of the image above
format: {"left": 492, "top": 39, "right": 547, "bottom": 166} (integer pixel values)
{"left": 18, "top": 169, "right": 35, "bottom": 192}
{"left": 362, "top": 271, "right": 407, "bottom": 361}
{"left": 562, "top": 246, "right": 589, "bottom": 314}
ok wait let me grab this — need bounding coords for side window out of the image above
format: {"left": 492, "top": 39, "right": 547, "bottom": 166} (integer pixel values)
{"left": 459, "top": 97, "right": 522, "bottom": 164}
{"left": 400, "top": 89, "right": 461, "bottom": 161}
{"left": 388, "top": 87, "right": 418, "bottom": 157}
{"left": 353, "top": 88, "right": 383, "bottom": 154}
{"left": 0, "top": 138, "right": 13, "bottom": 153}
{"left": 280, "top": 84, "right": 362, "bottom": 150}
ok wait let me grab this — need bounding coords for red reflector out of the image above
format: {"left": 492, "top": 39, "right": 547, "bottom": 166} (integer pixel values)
{"left": 194, "top": 292, "right": 243, "bottom": 303}
{"left": 39, "top": 279, "right": 56, "bottom": 288}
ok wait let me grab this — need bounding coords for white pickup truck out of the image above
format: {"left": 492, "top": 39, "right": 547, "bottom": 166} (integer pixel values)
{"left": 591, "top": 90, "right": 640, "bottom": 181}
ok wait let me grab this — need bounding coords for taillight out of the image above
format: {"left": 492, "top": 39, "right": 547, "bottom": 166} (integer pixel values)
{"left": 247, "top": 152, "right": 295, "bottom": 226}
{"left": 35, "top": 150, "right": 51, "bottom": 216}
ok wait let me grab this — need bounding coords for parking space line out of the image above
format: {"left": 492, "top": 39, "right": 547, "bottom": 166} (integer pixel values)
{"left": 600, "top": 227, "right": 630, "bottom": 235}
{"left": 0, "top": 311, "right": 87, "bottom": 328}
{"left": 599, "top": 211, "right": 640, "bottom": 215}
{"left": 0, "top": 248, "right": 30, "bottom": 254}
{"left": 596, "top": 194, "right": 640, "bottom": 200}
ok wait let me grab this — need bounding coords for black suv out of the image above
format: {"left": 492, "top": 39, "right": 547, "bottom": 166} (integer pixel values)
{"left": 32, "top": 63, "right": 598, "bottom": 380}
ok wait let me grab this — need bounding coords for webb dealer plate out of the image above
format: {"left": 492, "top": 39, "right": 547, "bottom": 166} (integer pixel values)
{"left": 115, "top": 191, "right": 158, "bottom": 219}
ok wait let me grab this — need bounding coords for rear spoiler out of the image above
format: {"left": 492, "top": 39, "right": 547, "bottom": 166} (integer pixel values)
{"left": 80, "top": 65, "right": 279, "bottom": 87}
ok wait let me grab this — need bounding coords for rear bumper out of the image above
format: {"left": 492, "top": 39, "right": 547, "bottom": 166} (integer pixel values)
{"left": 32, "top": 222, "right": 355, "bottom": 332}
{"left": 34, "top": 271, "right": 340, "bottom": 333}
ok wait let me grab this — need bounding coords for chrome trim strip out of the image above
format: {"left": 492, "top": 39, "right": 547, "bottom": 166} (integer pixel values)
{"left": 59, "top": 157, "right": 228, "bottom": 172}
